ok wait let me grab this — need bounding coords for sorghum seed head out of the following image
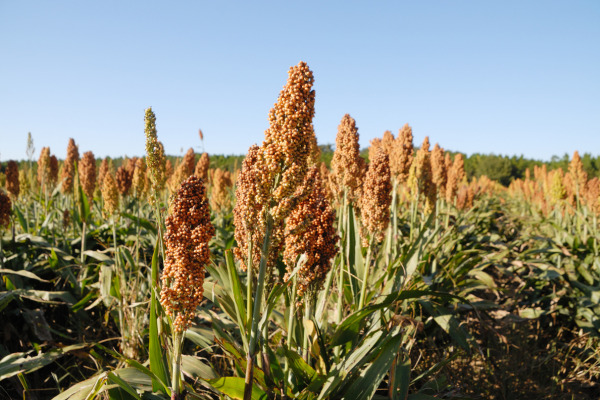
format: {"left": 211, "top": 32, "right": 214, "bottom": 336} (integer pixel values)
{"left": 116, "top": 165, "right": 132, "bottom": 196}
{"left": 37, "top": 147, "right": 51, "bottom": 189}
{"left": 390, "top": 123, "right": 414, "bottom": 183}
{"left": 431, "top": 143, "right": 447, "bottom": 196}
{"left": 165, "top": 159, "right": 174, "bottom": 182}
{"left": 195, "top": 152, "right": 210, "bottom": 181}
{"left": 144, "top": 108, "right": 167, "bottom": 201}
{"left": 62, "top": 209, "right": 71, "bottom": 229}
{"left": 407, "top": 137, "right": 436, "bottom": 213}
{"left": 168, "top": 149, "right": 196, "bottom": 193}
{"left": 210, "top": 168, "right": 233, "bottom": 213}
{"left": 233, "top": 145, "right": 264, "bottom": 271}
{"left": 0, "top": 190, "right": 11, "bottom": 228}
{"left": 79, "top": 151, "right": 96, "bottom": 201}
{"left": 568, "top": 150, "right": 587, "bottom": 196}
{"left": 60, "top": 138, "right": 79, "bottom": 194}
{"left": 261, "top": 61, "right": 315, "bottom": 208}
{"left": 102, "top": 172, "right": 119, "bottom": 217}
{"left": 160, "top": 176, "right": 214, "bottom": 333}
{"left": 550, "top": 168, "right": 567, "bottom": 203}
{"left": 97, "top": 158, "right": 113, "bottom": 192}
{"left": 360, "top": 147, "right": 392, "bottom": 243}
{"left": 369, "top": 138, "right": 382, "bottom": 162}
{"left": 381, "top": 130, "right": 394, "bottom": 156}
{"left": 331, "top": 114, "right": 364, "bottom": 203}
{"left": 132, "top": 158, "right": 147, "bottom": 199}
{"left": 446, "top": 153, "right": 465, "bottom": 203}
{"left": 284, "top": 167, "right": 338, "bottom": 300}
{"left": 49, "top": 155, "right": 59, "bottom": 187}
{"left": 6, "top": 161, "right": 20, "bottom": 199}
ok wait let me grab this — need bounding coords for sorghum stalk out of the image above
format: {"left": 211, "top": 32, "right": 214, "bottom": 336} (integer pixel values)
{"left": 283, "top": 276, "right": 298, "bottom": 398}
{"left": 240, "top": 61, "right": 316, "bottom": 400}
{"left": 244, "top": 214, "right": 273, "bottom": 400}
{"left": 160, "top": 176, "right": 214, "bottom": 399}
{"left": 358, "top": 235, "right": 375, "bottom": 310}
{"left": 302, "top": 295, "right": 313, "bottom": 362}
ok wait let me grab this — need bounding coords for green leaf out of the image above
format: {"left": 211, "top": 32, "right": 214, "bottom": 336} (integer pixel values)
{"left": 283, "top": 348, "right": 320, "bottom": 388}
{"left": 149, "top": 242, "right": 170, "bottom": 393}
{"left": 121, "top": 213, "right": 158, "bottom": 235}
{"left": 51, "top": 373, "right": 107, "bottom": 400}
{"left": 225, "top": 250, "right": 248, "bottom": 350}
{"left": 0, "top": 344, "right": 87, "bottom": 380}
{"left": 208, "top": 377, "right": 267, "bottom": 400}
{"left": 332, "top": 290, "right": 467, "bottom": 346}
{"left": 0, "top": 292, "right": 14, "bottom": 313}
{"left": 0, "top": 269, "right": 49, "bottom": 282}
{"left": 107, "top": 372, "right": 142, "bottom": 400}
{"left": 519, "top": 308, "right": 546, "bottom": 319}
{"left": 77, "top": 180, "right": 91, "bottom": 224}
{"left": 420, "top": 301, "right": 471, "bottom": 351}
{"left": 83, "top": 250, "right": 114, "bottom": 263}
{"left": 181, "top": 355, "right": 218, "bottom": 380}
{"left": 343, "top": 331, "right": 403, "bottom": 400}
{"left": 13, "top": 205, "right": 28, "bottom": 233}
{"left": 391, "top": 355, "right": 410, "bottom": 400}
{"left": 71, "top": 290, "right": 96, "bottom": 313}
{"left": 467, "top": 269, "right": 496, "bottom": 289}
{"left": 12, "top": 289, "right": 76, "bottom": 305}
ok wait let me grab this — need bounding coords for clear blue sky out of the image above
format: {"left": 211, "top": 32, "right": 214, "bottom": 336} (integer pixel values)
{"left": 1, "top": 1, "right": 599, "bottom": 161}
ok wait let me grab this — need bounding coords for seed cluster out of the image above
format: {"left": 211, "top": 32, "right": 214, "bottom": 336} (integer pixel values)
{"left": 390, "top": 124, "right": 414, "bottom": 183}
{"left": 60, "top": 138, "right": 79, "bottom": 194}
{"left": 160, "top": 176, "right": 215, "bottom": 333}
{"left": 37, "top": 147, "right": 52, "bottom": 190}
{"left": 49, "top": 155, "right": 59, "bottom": 188}
{"left": 262, "top": 61, "right": 315, "bottom": 215}
{"left": 233, "top": 145, "right": 264, "bottom": 271}
{"left": 97, "top": 158, "right": 112, "bottom": 193}
{"left": 210, "top": 168, "right": 233, "bottom": 213}
{"left": 408, "top": 137, "right": 437, "bottom": 213}
{"left": 144, "top": 108, "right": 167, "bottom": 202}
{"left": 381, "top": 130, "right": 395, "bottom": 156}
{"left": 169, "top": 148, "right": 196, "bottom": 193}
{"left": 233, "top": 62, "right": 316, "bottom": 279}
{"left": 0, "top": 190, "right": 11, "bottom": 228}
{"left": 360, "top": 147, "right": 392, "bottom": 243}
{"left": 195, "top": 153, "right": 210, "bottom": 181}
{"left": 132, "top": 158, "right": 147, "bottom": 199}
{"left": 284, "top": 168, "right": 338, "bottom": 299}
{"left": 568, "top": 151, "right": 587, "bottom": 196}
{"left": 102, "top": 172, "right": 119, "bottom": 217}
{"left": 6, "top": 161, "right": 20, "bottom": 199}
{"left": 446, "top": 153, "right": 465, "bottom": 203}
{"left": 331, "top": 114, "right": 365, "bottom": 203}
{"left": 431, "top": 143, "right": 447, "bottom": 196}
{"left": 116, "top": 165, "right": 132, "bottom": 196}
{"left": 550, "top": 169, "right": 567, "bottom": 203}
{"left": 79, "top": 151, "right": 96, "bottom": 201}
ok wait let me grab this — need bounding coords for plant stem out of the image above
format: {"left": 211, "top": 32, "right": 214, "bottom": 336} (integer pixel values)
{"left": 80, "top": 221, "right": 86, "bottom": 267}
{"left": 358, "top": 236, "right": 374, "bottom": 310}
{"left": 244, "top": 214, "right": 273, "bottom": 400}
{"left": 246, "top": 235, "right": 253, "bottom": 329}
{"left": 283, "top": 277, "right": 297, "bottom": 398}
{"left": 302, "top": 296, "right": 313, "bottom": 362}
{"left": 171, "top": 330, "right": 183, "bottom": 400}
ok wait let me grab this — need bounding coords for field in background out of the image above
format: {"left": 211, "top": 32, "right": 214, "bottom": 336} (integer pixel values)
{"left": 1, "top": 64, "right": 599, "bottom": 400}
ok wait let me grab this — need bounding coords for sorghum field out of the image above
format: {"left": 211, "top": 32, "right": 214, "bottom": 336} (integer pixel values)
{"left": 1, "top": 62, "right": 599, "bottom": 400}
